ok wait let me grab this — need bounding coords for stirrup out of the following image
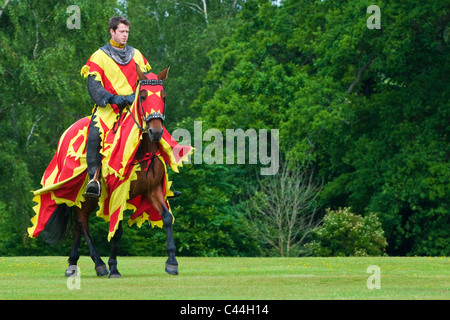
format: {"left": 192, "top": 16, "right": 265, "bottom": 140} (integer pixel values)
{"left": 167, "top": 191, "right": 181, "bottom": 199}
{"left": 85, "top": 179, "right": 101, "bottom": 200}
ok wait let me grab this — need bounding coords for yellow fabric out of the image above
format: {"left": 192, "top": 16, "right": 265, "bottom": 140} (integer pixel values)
{"left": 110, "top": 39, "right": 126, "bottom": 48}
{"left": 80, "top": 48, "right": 151, "bottom": 93}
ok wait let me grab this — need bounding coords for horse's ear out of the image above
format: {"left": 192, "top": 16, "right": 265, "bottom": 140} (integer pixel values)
{"left": 157, "top": 65, "right": 170, "bottom": 81}
{"left": 136, "top": 63, "right": 146, "bottom": 81}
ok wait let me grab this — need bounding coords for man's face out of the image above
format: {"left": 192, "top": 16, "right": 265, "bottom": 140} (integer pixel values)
{"left": 110, "top": 23, "right": 129, "bottom": 46}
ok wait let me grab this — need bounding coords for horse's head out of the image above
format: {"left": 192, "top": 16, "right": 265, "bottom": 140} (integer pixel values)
{"left": 135, "top": 65, "right": 170, "bottom": 142}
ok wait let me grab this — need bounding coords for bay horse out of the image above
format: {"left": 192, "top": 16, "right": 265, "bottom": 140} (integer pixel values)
{"left": 42, "top": 66, "right": 179, "bottom": 278}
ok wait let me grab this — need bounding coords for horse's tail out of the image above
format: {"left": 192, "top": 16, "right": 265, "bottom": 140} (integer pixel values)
{"left": 41, "top": 204, "right": 75, "bottom": 244}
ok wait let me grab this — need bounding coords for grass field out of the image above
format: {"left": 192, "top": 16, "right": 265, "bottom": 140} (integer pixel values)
{"left": 0, "top": 256, "right": 448, "bottom": 300}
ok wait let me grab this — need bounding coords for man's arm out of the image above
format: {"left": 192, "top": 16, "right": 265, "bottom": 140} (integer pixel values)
{"left": 87, "top": 75, "right": 113, "bottom": 107}
{"left": 87, "top": 76, "right": 133, "bottom": 108}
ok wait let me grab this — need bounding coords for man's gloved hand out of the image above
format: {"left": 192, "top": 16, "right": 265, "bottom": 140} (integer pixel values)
{"left": 108, "top": 95, "right": 127, "bottom": 110}
{"left": 124, "top": 94, "right": 135, "bottom": 106}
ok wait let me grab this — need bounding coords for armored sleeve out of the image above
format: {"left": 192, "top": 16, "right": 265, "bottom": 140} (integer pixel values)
{"left": 87, "top": 75, "right": 114, "bottom": 107}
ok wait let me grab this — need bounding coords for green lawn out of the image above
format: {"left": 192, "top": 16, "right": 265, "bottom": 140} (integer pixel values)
{"left": 0, "top": 256, "right": 448, "bottom": 300}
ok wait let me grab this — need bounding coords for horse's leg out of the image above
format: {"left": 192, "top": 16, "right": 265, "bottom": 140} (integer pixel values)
{"left": 65, "top": 223, "right": 82, "bottom": 277}
{"left": 161, "top": 204, "right": 178, "bottom": 275}
{"left": 108, "top": 221, "right": 123, "bottom": 278}
{"left": 74, "top": 202, "right": 109, "bottom": 277}
{"left": 148, "top": 187, "right": 178, "bottom": 275}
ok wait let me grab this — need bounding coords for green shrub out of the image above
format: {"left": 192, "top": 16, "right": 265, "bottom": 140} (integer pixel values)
{"left": 306, "top": 208, "right": 387, "bottom": 256}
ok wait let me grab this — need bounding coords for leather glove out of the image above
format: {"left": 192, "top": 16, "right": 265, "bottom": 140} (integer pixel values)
{"left": 108, "top": 95, "right": 127, "bottom": 110}
{"left": 124, "top": 94, "right": 135, "bottom": 106}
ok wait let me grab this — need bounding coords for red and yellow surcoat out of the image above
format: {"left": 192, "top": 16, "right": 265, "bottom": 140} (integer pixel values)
{"left": 80, "top": 47, "right": 151, "bottom": 135}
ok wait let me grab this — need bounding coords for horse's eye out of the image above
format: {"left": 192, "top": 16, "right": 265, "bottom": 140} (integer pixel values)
{"left": 140, "top": 90, "right": 148, "bottom": 101}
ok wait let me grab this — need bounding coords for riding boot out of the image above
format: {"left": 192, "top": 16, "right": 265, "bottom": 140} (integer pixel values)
{"left": 85, "top": 114, "right": 102, "bottom": 200}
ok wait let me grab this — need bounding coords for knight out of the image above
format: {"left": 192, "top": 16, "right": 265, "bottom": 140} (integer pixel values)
{"left": 81, "top": 16, "right": 150, "bottom": 199}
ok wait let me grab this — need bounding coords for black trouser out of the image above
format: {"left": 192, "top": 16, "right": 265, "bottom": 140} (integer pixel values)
{"left": 86, "top": 112, "right": 102, "bottom": 180}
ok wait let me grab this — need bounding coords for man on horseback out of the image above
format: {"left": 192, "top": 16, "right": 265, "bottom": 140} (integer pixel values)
{"left": 30, "top": 17, "right": 192, "bottom": 277}
{"left": 82, "top": 16, "right": 150, "bottom": 199}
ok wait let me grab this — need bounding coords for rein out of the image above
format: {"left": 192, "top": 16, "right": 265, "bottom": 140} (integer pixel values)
{"left": 134, "top": 152, "right": 157, "bottom": 178}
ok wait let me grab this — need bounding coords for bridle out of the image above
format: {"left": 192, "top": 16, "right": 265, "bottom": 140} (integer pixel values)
{"left": 128, "top": 78, "right": 166, "bottom": 177}
{"left": 126, "top": 78, "right": 166, "bottom": 133}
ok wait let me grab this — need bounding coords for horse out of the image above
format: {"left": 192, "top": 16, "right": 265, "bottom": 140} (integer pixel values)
{"left": 37, "top": 66, "right": 180, "bottom": 278}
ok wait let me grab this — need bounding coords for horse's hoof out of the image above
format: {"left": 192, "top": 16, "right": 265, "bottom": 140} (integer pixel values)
{"left": 95, "top": 265, "right": 109, "bottom": 277}
{"left": 108, "top": 272, "right": 122, "bottom": 279}
{"left": 65, "top": 265, "right": 78, "bottom": 277}
{"left": 165, "top": 263, "right": 178, "bottom": 275}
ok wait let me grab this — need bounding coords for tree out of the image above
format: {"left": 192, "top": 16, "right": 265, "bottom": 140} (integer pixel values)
{"left": 193, "top": 0, "right": 450, "bottom": 256}
{"left": 282, "top": 0, "right": 450, "bottom": 255}
{"left": 242, "top": 161, "right": 323, "bottom": 257}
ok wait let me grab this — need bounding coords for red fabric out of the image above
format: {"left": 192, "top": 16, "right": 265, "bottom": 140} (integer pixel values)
{"left": 29, "top": 117, "right": 91, "bottom": 238}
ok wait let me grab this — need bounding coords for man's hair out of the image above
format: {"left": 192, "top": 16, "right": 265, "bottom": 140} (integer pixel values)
{"left": 109, "top": 16, "right": 130, "bottom": 32}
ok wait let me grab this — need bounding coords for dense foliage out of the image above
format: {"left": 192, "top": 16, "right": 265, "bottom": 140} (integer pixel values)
{"left": 0, "top": 0, "right": 448, "bottom": 257}
{"left": 306, "top": 208, "right": 387, "bottom": 257}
